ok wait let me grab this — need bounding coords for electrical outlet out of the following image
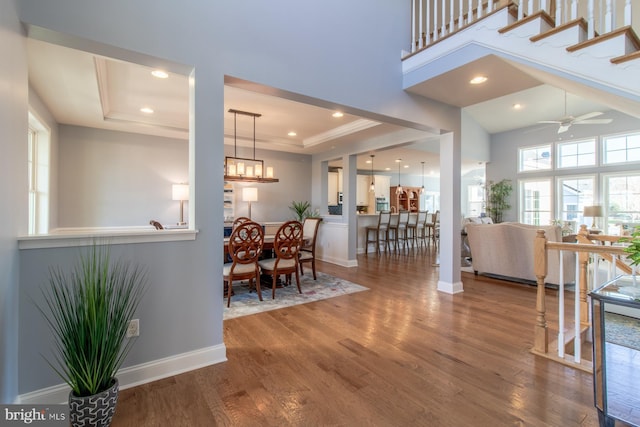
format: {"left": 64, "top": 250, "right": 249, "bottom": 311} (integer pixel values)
{"left": 126, "top": 319, "right": 139, "bottom": 338}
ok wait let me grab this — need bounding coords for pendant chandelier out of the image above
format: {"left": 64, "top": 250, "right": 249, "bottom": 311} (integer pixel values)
{"left": 395, "top": 159, "right": 403, "bottom": 195}
{"left": 369, "top": 154, "right": 375, "bottom": 192}
{"left": 224, "top": 109, "right": 278, "bottom": 183}
{"left": 420, "top": 161, "right": 426, "bottom": 194}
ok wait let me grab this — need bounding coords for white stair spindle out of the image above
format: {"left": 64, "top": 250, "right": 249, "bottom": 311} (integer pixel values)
{"left": 587, "top": 0, "right": 595, "bottom": 39}
{"left": 517, "top": 0, "right": 524, "bottom": 20}
{"left": 528, "top": 0, "right": 534, "bottom": 16}
{"left": 574, "top": 263, "right": 581, "bottom": 364}
{"left": 419, "top": 0, "right": 424, "bottom": 49}
{"left": 426, "top": 0, "right": 432, "bottom": 45}
{"left": 487, "top": 0, "right": 493, "bottom": 13}
{"left": 468, "top": 0, "right": 473, "bottom": 24}
{"left": 555, "top": 0, "right": 562, "bottom": 26}
{"left": 624, "top": 0, "right": 632, "bottom": 26}
{"left": 570, "top": 0, "right": 578, "bottom": 21}
{"left": 459, "top": 0, "right": 463, "bottom": 29}
{"left": 434, "top": 0, "right": 439, "bottom": 41}
{"left": 449, "top": 0, "right": 454, "bottom": 36}
{"left": 412, "top": 0, "right": 417, "bottom": 52}
{"left": 540, "top": 0, "right": 547, "bottom": 14}
{"left": 604, "top": 0, "right": 613, "bottom": 33}
{"left": 558, "top": 250, "right": 566, "bottom": 358}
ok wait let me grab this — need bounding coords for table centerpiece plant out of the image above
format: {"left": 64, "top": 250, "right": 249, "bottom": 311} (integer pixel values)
{"left": 35, "top": 243, "right": 147, "bottom": 427}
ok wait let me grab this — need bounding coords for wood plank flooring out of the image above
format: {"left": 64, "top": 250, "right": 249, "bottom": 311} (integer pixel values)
{"left": 112, "top": 248, "right": 634, "bottom": 426}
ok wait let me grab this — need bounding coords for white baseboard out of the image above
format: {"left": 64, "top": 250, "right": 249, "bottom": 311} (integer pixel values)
{"left": 17, "top": 344, "right": 227, "bottom": 404}
{"left": 319, "top": 255, "right": 357, "bottom": 268}
{"left": 437, "top": 280, "right": 464, "bottom": 294}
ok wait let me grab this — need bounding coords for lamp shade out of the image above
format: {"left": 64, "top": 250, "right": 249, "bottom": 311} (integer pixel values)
{"left": 242, "top": 187, "right": 258, "bottom": 202}
{"left": 172, "top": 183, "right": 189, "bottom": 201}
{"left": 584, "top": 205, "right": 603, "bottom": 217}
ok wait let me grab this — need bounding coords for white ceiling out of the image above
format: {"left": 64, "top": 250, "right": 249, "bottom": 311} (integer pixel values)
{"left": 27, "top": 39, "right": 618, "bottom": 176}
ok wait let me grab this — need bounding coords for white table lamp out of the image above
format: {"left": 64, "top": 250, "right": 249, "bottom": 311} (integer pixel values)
{"left": 243, "top": 187, "right": 258, "bottom": 219}
{"left": 172, "top": 183, "right": 189, "bottom": 225}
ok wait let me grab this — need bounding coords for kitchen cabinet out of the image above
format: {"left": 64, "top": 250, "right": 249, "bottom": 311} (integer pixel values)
{"left": 328, "top": 171, "right": 339, "bottom": 205}
{"left": 390, "top": 186, "right": 421, "bottom": 212}
{"left": 356, "top": 175, "right": 371, "bottom": 206}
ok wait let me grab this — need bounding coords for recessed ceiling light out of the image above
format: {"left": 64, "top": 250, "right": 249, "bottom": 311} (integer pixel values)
{"left": 403, "top": 165, "right": 409, "bottom": 168}
{"left": 385, "top": 167, "right": 391, "bottom": 171}
{"left": 151, "top": 70, "right": 169, "bottom": 79}
{"left": 469, "top": 76, "right": 488, "bottom": 85}
{"left": 365, "top": 159, "right": 372, "bottom": 164}
{"left": 513, "top": 103, "right": 523, "bottom": 110}
{"left": 140, "top": 107, "right": 154, "bottom": 114}
{"left": 332, "top": 112, "right": 344, "bottom": 118}
{"left": 287, "top": 131, "right": 297, "bottom": 137}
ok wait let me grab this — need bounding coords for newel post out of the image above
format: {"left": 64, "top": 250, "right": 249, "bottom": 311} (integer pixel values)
{"left": 577, "top": 224, "right": 591, "bottom": 324}
{"left": 534, "top": 229, "right": 549, "bottom": 353}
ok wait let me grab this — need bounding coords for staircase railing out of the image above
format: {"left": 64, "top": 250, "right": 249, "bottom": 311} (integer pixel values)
{"left": 532, "top": 224, "right": 634, "bottom": 372}
{"left": 409, "top": 0, "right": 636, "bottom": 53}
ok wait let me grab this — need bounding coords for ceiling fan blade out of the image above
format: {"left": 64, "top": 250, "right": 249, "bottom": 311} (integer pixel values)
{"left": 574, "top": 118, "right": 613, "bottom": 125}
{"left": 557, "top": 124, "right": 571, "bottom": 134}
{"left": 538, "top": 120, "right": 563, "bottom": 124}
{"left": 573, "top": 111, "right": 603, "bottom": 121}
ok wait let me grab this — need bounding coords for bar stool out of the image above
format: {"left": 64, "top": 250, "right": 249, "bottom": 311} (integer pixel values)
{"left": 365, "top": 211, "right": 391, "bottom": 254}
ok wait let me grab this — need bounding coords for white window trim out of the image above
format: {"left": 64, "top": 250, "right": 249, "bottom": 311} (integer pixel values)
{"left": 556, "top": 138, "right": 597, "bottom": 170}
{"left": 18, "top": 227, "right": 198, "bottom": 250}
{"left": 518, "top": 177, "right": 554, "bottom": 225}
{"left": 601, "top": 130, "right": 640, "bottom": 167}
{"left": 555, "top": 174, "right": 597, "bottom": 222}
{"left": 518, "top": 143, "right": 554, "bottom": 173}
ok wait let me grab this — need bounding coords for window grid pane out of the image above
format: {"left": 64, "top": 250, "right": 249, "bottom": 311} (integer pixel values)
{"left": 604, "top": 133, "right": 640, "bottom": 164}
{"left": 558, "top": 139, "right": 596, "bottom": 168}
{"left": 558, "top": 176, "right": 595, "bottom": 228}
{"left": 605, "top": 174, "right": 640, "bottom": 234}
{"left": 520, "top": 179, "right": 552, "bottom": 226}
{"left": 519, "top": 145, "right": 552, "bottom": 172}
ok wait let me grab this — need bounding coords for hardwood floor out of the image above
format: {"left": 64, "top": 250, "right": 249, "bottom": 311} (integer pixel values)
{"left": 112, "top": 249, "right": 632, "bottom": 426}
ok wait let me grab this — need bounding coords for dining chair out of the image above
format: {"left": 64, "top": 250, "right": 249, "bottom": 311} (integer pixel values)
{"left": 258, "top": 220, "right": 303, "bottom": 299}
{"left": 224, "top": 221, "right": 264, "bottom": 307}
{"left": 232, "top": 216, "right": 252, "bottom": 229}
{"left": 387, "top": 212, "right": 400, "bottom": 251}
{"left": 365, "top": 210, "right": 391, "bottom": 254}
{"left": 299, "top": 217, "right": 322, "bottom": 280}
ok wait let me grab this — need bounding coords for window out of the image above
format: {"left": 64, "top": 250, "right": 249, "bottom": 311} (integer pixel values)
{"left": 28, "top": 111, "right": 50, "bottom": 235}
{"left": 603, "top": 132, "right": 640, "bottom": 164}
{"left": 520, "top": 179, "right": 552, "bottom": 226}
{"left": 603, "top": 173, "right": 640, "bottom": 234}
{"left": 557, "top": 139, "right": 596, "bottom": 168}
{"left": 466, "top": 184, "right": 484, "bottom": 217}
{"left": 519, "top": 144, "right": 552, "bottom": 172}
{"left": 557, "top": 176, "right": 595, "bottom": 227}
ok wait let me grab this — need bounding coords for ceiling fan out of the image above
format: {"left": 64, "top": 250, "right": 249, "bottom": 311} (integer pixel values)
{"left": 538, "top": 91, "right": 613, "bottom": 134}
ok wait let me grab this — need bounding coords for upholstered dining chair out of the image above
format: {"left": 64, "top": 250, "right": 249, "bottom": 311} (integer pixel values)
{"left": 258, "top": 220, "right": 303, "bottom": 299}
{"left": 365, "top": 210, "right": 391, "bottom": 254}
{"left": 149, "top": 219, "right": 164, "bottom": 230}
{"left": 224, "top": 221, "right": 264, "bottom": 307}
{"left": 299, "top": 217, "right": 322, "bottom": 280}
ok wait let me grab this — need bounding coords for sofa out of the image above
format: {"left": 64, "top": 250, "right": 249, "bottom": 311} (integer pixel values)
{"left": 465, "top": 222, "right": 575, "bottom": 286}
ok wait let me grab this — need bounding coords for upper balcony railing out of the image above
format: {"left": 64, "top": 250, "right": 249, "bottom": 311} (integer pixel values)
{"left": 408, "top": 0, "right": 636, "bottom": 54}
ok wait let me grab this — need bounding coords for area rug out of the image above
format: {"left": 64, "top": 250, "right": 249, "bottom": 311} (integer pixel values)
{"left": 224, "top": 272, "right": 368, "bottom": 320}
{"left": 605, "top": 312, "right": 640, "bottom": 351}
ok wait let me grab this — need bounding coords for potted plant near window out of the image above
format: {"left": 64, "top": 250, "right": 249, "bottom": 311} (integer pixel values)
{"left": 36, "top": 244, "right": 147, "bottom": 427}
{"left": 289, "top": 201, "right": 320, "bottom": 222}
{"left": 485, "top": 179, "right": 513, "bottom": 223}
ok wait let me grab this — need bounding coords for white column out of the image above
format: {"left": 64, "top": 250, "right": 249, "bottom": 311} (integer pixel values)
{"left": 437, "top": 132, "right": 463, "bottom": 294}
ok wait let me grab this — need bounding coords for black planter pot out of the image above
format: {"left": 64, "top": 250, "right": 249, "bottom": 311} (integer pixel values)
{"left": 68, "top": 378, "right": 119, "bottom": 427}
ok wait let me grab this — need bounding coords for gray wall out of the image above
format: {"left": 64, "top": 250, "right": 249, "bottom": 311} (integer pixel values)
{"left": 11, "top": 0, "right": 450, "bottom": 397}
{"left": 0, "top": 0, "right": 26, "bottom": 404}
{"left": 488, "top": 109, "right": 640, "bottom": 223}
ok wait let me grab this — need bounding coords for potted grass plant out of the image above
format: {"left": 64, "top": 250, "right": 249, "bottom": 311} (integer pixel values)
{"left": 36, "top": 243, "right": 147, "bottom": 427}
